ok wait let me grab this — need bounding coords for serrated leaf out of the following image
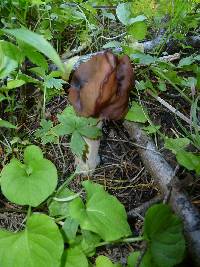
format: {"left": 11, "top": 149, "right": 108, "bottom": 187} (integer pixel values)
{"left": 70, "top": 131, "right": 86, "bottom": 157}
{"left": 44, "top": 77, "right": 66, "bottom": 90}
{"left": 63, "top": 247, "right": 88, "bottom": 267}
{"left": 0, "top": 214, "right": 64, "bottom": 267}
{"left": 143, "top": 204, "right": 185, "bottom": 267}
{"left": 3, "top": 28, "right": 65, "bottom": 73}
{"left": 125, "top": 102, "right": 148, "bottom": 123}
{"left": 0, "top": 145, "right": 58, "bottom": 207}
{"left": 164, "top": 137, "right": 190, "bottom": 154}
{"left": 69, "top": 181, "right": 131, "bottom": 241}
{"left": 79, "top": 126, "right": 101, "bottom": 139}
{"left": 35, "top": 119, "right": 58, "bottom": 144}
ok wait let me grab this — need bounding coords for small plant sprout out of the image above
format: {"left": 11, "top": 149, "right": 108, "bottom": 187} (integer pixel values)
{"left": 69, "top": 51, "right": 134, "bottom": 173}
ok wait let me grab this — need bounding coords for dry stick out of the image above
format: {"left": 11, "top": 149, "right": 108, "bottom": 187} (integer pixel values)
{"left": 124, "top": 121, "right": 200, "bottom": 267}
{"left": 128, "top": 195, "right": 163, "bottom": 219}
{"left": 149, "top": 92, "right": 200, "bottom": 131}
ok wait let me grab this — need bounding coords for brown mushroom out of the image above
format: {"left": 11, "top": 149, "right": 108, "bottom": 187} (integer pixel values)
{"left": 68, "top": 51, "right": 134, "bottom": 173}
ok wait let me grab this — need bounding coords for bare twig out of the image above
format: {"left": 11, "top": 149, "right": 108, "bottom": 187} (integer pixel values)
{"left": 128, "top": 195, "right": 163, "bottom": 219}
{"left": 149, "top": 92, "right": 200, "bottom": 131}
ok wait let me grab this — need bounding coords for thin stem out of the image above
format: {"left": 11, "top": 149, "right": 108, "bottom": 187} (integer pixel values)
{"left": 42, "top": 85, "right": 46, "bottom": 118}
{"left": 95, "top": 236, "right": 144, "bottom": 248}
{"left": 26, "top": 206, "right": 32, "bottom": 220}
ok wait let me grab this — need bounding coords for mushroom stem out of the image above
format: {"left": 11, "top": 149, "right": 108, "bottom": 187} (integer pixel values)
{"left": 75, "top": 121, "right": 102, "bottom": 174}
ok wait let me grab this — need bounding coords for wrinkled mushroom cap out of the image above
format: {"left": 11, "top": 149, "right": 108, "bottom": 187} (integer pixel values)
{"left": 69, "top": 51, "right": 134, "bottom": 120}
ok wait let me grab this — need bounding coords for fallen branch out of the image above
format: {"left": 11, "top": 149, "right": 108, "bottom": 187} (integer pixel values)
{"left": 124, "top": 121, "right": 200, "bottom": 267}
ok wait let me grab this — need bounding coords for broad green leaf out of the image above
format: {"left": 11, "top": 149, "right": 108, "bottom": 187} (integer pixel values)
{"left": 176, "top": 151, "right": 200, "bottom": 174}
{"left": 103, "top": 41, "right": 121, "bottom": 49}
{"left": 3, "top": 28, "right": 65, "bottom": 73}
{"left": 69, "top": 181, "right": 131, "bottom": 241}
{"left": 0, "top": 40, "right": 23, "bottom": 63}
{"left": 0, "top": 214, "right": 64, "bottom": 267}
{"left": 79, "top": 230, "right": 101, "bottom": 256}
{"left": 22, "top": 45, "right": 48, "bottom": 70}
{"left": 178, "top": 56, "right": 195, "bottom": 67}
{"left": 0, "top": 119, "right": 16, "bottom": 129}
{"left": 131, "top": 53, "right": 156, "bottom": 64}
{"left": 0, "top": 50, "right": 18, "bottom": 79}
{"left": 62, "top": 217, "right": 79, "bottom": 243}
{"left": 63, "top": 247, "right": 88, "bottom": 267}
{"left": 48, "top": 187, "right": 75, "bottom": 217}
{"left": 0, "top": 145, "right": 58, "bottom": 207}
{"left": 24, "top": 145, "right": 43, "bottom": 162}
{"left": 128, "top": 21, "right": 147, "bottom": 40}
{"left": 96, "top": 256, "right": 115, "bottom": 267}
{"left": 125, "top": 102, "right": 148, "bottom": 123}
{"left": 70, "top": 131, "right": 86, "bottom": 157}
{"left": 164, "top": 137, "right": 190, "bottom": 154}
{"left": 143, "top": 204, "right": 185, "bottom": 267}
{"left": 128, "top": 251, "right": 155, "bottom": 267}
{"left": 102, "top": 11, "right": 116, "bottom": 20}
{"left": 129, "top": 15, "right": 147, "bottom": 24}
{"left": 7, "top": 79, "right": 26, "bottom": 89}
{"left": 116, "top": 3, "right": 132, "bottom": 25}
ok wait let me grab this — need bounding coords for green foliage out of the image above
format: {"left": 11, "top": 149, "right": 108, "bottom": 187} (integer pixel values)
{"left": 63, "top": 247, "right": 88, "bottom": 267}
{"left": 0, "top": 1, "right": 196, "bottom": 266}
{"left": 125, "top": 102, "right": 148, "bottom": 123}
{"left": 96, "top": 255, "right": 121, "bottom": 267}
{"left": 0, "top": 142, "right": 186, "bottom": 267}
{"left": 164, "top": 137, "right": 200, "bottom": 174}
{"left": 0, "top": 214, "right": 64, "bottom": 267}
{"left": 0, "top": 119, "right": 16, "bottom": 129}
{"left": 143, "top": 204, "right": 185, "bottom": 267}
{"left": 69, "top": 180, "right": 131, "bottom": 241}
{"left": 36, "top": 106, "right": 102, "bottom": 157}
{"left": 3, "top": 28, "right": 65, "bottom": 73}
{"left": 0, "top": 145, "right": 58, "bottom": 207}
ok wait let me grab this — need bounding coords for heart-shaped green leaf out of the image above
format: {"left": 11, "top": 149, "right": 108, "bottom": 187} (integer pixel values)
{"left": 0, "top": 214, "right": 64, "bottom": 267}
{"left": 63, "top": 247, "right": 88, "bottom": 267}
{"left": 0, "top": 145, "right": 58, "bottom": 207}
{"left": 69, "top": 181, "right": 131, "bottom": 241}
{"left": 143, "top": 204, "right": 185, "bottom": 267}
